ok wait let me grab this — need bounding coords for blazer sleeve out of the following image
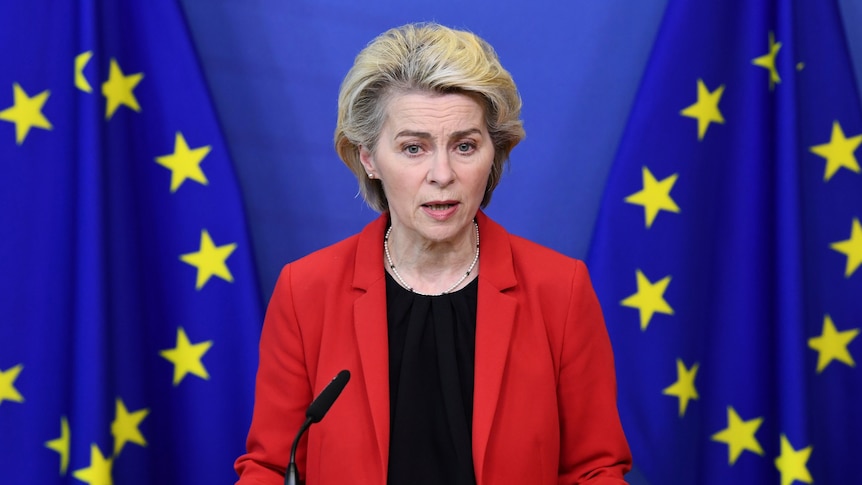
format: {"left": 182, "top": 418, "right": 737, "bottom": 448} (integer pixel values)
{"left": 557, "top": 260, "right": 632, "bottom": 484}
{"left": 235, "top": 264, "right": 314, "bottom": 484}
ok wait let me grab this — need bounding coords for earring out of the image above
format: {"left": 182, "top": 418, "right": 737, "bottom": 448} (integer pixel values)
{"left": 367, "top": 173, "right": 374, "bottom": 179}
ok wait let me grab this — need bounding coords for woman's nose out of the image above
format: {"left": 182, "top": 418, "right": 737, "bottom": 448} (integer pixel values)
{"left": 426, "top": 151, "right": 455, "bottom": 186}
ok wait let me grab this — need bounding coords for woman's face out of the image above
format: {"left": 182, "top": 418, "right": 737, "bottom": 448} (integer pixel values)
{"left": 360, "top": 91, "right": 494, "bottom": 246}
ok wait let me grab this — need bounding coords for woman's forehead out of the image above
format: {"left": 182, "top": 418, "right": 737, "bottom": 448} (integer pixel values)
{"left": 382, "top": 92, "right": 486, "bottom": 133}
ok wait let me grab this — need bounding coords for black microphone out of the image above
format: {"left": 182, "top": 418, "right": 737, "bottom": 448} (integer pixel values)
{"left": 285, "top": 370, "right": 351, "bottom": 485}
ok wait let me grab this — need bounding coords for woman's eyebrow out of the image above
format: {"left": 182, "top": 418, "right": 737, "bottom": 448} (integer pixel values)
{"left": 394, "top": 128, "right": 482, "bottom": 140}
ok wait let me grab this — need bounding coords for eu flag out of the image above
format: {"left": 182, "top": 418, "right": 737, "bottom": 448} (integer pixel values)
{"left": 587, "top": 1, "right": 862, "bottom": 484}
{"left": 0, "top": 1, "right": 262, "bottom": 483}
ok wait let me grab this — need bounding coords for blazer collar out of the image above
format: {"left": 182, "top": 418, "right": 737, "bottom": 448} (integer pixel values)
{"left": 351, "top": 213, "right": 390, "bottom": 480}
{"left": 472, "top": 210, "right": 518, "bottom": 483}
{"left": 352, "top": 213, "right": 388, "bottom": 291}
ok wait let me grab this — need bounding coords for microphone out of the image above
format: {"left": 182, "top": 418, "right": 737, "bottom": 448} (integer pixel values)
{"left": 285, "top": 370, "right": 351, "bottom": 485}
{"left": 306, "top": 369, "right": 351, "bottom": 423}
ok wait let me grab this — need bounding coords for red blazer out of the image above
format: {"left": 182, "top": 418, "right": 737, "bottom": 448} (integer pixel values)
{"left": 235, "top": 211, "right": 632, "bottom": 484}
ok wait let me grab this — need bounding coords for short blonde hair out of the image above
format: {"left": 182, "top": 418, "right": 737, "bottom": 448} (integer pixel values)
{"left": 335, "top": 22, "right": 526, "bottom": 212}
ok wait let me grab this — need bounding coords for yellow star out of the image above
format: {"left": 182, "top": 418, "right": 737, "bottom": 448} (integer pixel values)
{"left": 179, "top": 229, "right": 237, "bottom": 289}
{"left": 809, "top": 120, "right": 861, "bottom": 181}
{"left": 680, "top": 78, "right": 725, "bottom": 141}
{"left": 774, "top": 434, "right": 813, "bottom": 485}
{"left": 101, "top": 58, "right": 143, "bottom": 119}
{"left": 662, "top": 358, "right": 699, "bottom": 417}
{"left": 155, "top": 132, "right": 211, "bottom": 192}
{"left": 72, "top": 444, "right": 114, "bottom": 485}
{"left": 808, "top": 314, "right": 859, "bottom": 373}
{"left": 830, "top": 218, "right": 862, "bottom": 277}
{"left": 45, "top": 416, "right": 71, "bottom": 475}
{"left": 624, "top": 166, "right": 680, "bottom": 228}
{"left": 0, "top": 83, "right": 52, "bottom": 145}
{"left": 711, "top": 406, "right": 764, "bottom": 465}
{"left": 75, "top": 51, "right": 94, "bottom": 93}
{"left": 111, "top": 398, "right": 150, "bottom": 456}
{"left": 752, "top": 31, "right": 782, "bottom": 90}
{"left": 620, "top": 269, "right": 673, "bottom": 331}
{"left": 0, "top": 364, "right": 24, "bottom": 405}
{"left": 159, "top": 327, "right": 213, "bottom": 386}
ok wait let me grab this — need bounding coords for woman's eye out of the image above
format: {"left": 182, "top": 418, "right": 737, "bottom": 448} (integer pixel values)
{"left": 405, "top": 145, "right": 421, "bottom": 154}
{"left": 457, "top": 142, "right": 474, "bottom": 153}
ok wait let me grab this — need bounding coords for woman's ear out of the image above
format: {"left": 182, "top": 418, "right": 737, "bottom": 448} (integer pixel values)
{"left": 359, "top": 145, "right": 376, "bottom": 177}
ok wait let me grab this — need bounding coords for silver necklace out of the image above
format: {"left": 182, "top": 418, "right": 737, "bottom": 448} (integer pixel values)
{"left": 384, "top": 220, "right": 479, "bottom": 296}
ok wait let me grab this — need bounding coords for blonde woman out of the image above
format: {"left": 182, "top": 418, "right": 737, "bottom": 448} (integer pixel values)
{"left": 235, "top": 22, "right": 631, "bottom": 485}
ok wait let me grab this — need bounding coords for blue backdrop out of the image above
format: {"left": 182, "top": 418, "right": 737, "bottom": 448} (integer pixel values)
{"left": 181, "top": 0, "right": 862, "bottom": 301}
{"left": 2, "top": 1, "right": 862, "bottom": 484}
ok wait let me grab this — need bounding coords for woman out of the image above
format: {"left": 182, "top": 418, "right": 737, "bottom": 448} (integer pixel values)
{"left": 235, "top": 22, "right": 632, "bottom": 484}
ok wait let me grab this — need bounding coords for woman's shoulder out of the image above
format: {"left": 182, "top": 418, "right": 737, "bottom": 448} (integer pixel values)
{"left": 478, "top": 212, "right": 588, "bottom": 287}
{"left": 281, "top": 232, "right": 361, "bottom": 282}
{"left": 275, "top": 213, "right": 387, "bottom": 286}
{"left": 506, "top": 233, "right": 586, "bottom": 277}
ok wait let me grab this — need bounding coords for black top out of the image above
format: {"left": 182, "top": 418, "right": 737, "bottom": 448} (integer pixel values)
{"left": 385, "top": 272, "right": 478, "bottom": 485}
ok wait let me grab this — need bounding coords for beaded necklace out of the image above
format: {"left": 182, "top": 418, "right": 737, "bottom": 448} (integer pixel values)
{"left": 384, "top": 220, "right": 479, "bottom": 296}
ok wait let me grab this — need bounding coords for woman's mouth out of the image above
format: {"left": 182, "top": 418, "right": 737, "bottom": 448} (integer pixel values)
{"left": 425, "top": 203, "right": 455, "bottom": 211}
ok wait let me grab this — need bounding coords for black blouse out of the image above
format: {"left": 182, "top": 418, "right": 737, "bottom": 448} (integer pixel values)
{"left": 385, "top": 272, "right": 478, "bottom": 485}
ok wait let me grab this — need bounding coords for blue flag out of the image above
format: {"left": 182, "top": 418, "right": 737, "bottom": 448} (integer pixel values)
{"left": 0, "top": 2, "right": 262, "bottom": 483}
{"left": 588, "top": 1, "right": 862, "bottom": 484}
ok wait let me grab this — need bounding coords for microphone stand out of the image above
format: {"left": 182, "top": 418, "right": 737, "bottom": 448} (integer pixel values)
{"left": 285, "top": 416, "right": 313, "bottom": 485}
{"left": 283, "top": 370, "right": 350, "bottom": 485}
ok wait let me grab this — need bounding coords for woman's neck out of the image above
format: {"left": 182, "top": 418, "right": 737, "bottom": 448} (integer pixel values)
{"left": 384, "top": 221, "right": 480, "bottom": 295}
